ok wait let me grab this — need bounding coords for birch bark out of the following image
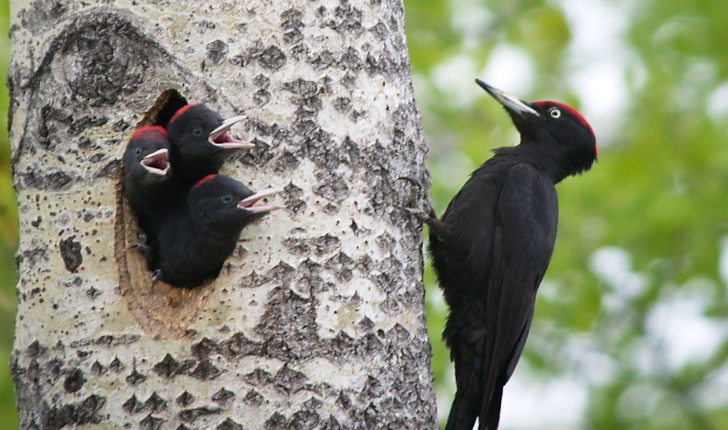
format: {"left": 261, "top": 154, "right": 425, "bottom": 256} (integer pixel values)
{"left": 9, "top": 0, "right": 436, "bottom": 428}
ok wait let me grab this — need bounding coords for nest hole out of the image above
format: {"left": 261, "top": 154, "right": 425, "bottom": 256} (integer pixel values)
{"left": 114, "top": 90, "right": 213, "bottom": 339}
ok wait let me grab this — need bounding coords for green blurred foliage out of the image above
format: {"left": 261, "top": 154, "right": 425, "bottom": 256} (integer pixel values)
{"left": 405, "top": 0, "right": 728, "bottom": 428}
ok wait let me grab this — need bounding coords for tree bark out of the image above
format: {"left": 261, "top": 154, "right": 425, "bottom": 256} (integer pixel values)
{"left": 9, "top": 0, "right": 437, "bottom": 428}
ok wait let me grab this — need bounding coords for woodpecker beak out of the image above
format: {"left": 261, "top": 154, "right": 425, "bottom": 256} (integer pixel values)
{"left": 209, "top": 116, "right": 256, "bottom": 149}
{"left": 140, "top": 149, "right": 170, "bottom": 176}
{"left": 475, "top": 79, "right": 539, "bottom": 117}
{"left": 237, "top": 188, "right": 285, "bottom": 214}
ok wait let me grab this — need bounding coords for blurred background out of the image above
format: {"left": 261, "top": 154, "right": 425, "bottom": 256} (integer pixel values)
{"left": 2, "top": 0, "right": 728, "bottom": 428}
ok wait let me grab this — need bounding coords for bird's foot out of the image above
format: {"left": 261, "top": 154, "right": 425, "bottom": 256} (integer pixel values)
{"left": 395, "top": 176, "right": 436, "bottom": 223}
{"left": 125, "top": 242, "right": 150, "bottom": 255}
{"left": 150, "top": 269, "right": 162, "bottom": 291}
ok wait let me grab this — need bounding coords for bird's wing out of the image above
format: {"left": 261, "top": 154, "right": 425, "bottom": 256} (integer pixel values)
{"left": 479, "top": 163, "right": 558, "bottom": 427}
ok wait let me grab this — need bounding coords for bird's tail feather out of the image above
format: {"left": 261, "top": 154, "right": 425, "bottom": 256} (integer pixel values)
{"left": 478, "top": 384, "right": 503, "bottom": 430}
{"left": 445, "top": 389, "right": 479, "bottom": 430}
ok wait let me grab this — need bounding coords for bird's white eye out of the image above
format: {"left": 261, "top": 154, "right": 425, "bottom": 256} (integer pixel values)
{"left": 134, "top": 148, "right": 142, "bottom": 156}
{"left": 221, "top": 195, "right": 233, "bottom": 203}
{"left": 549, "top": 108, "right": 561, "bottom": 118}
{"left": 192, "top": 128, "right": 203, "bottom": 137}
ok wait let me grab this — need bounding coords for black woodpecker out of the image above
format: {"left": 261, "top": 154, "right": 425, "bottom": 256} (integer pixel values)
{"left": 403, "top": 80, "right": 597, "bottom": 430}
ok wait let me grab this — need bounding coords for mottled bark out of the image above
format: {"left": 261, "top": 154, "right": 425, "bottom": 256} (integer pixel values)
{"left": 9, "top": 0, "right": 436, "bottom": 428}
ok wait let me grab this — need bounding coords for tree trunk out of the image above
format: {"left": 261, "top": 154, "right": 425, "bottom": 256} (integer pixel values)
{"left": 9, "top": 0, "right": 437, "bottom": 428}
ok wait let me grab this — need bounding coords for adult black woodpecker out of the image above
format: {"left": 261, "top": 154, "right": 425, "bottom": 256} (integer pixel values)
{"left": 166, "top": 103, "right": 255, "bottom": 184}
{"left": 154, "top": 174, "right": 281, "bottom": 289}
{"left": 123, "top": 126, "right": 176, "bottom": 266}
{"left": 405, "top": 80, "right": 597, "bottom": 430}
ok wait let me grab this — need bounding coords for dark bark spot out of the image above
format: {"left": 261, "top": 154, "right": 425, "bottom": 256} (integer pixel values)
{"left": 179, "top": 406, "right": 222, "bottom": 423}
{"left": 109, "top": 356, "right": 123, "bottom": 372}
{"left": 275, "top": 150, "right": 300, "bottom": 172}
{"left": 144, "top": 392, "right": 167, "bottom": 413}
{"left": 126, "top": 366, "right": 146, "bottom": 385}
{"left": 91, "top": 360, "right": 105, "bottom": 375}
{"left": 26, "top": 340, "right": 46, "bottom": 358}
{"left": 46, "top": 394, "right": 106, "bottom": 429}
{"left": 274, "top": 363, "right": 307, "bottom": 395}
{"left": 254, "top": 89, "right": 271, "bottom": 106}
{"left": 290, "top": 409, "right": 320, "bottom": 429}
{"left": 96, "top": 159, "right": 122, "bottom": 177}
{"left": 206, "top": 40, "right": 229, "bottom": 64}
{"left": 333, "top": 97, "right": 351, "bottom": 113}
{"left": 22, "top": 169, "right": 76, "bottom": 191}
{"left": 217, "top": 418, "right": 244, "bottom": 430}
{"left": 189, "top": 359, "right": 221, "bottom": 381}
{"left": 191, "top": 337, "right": 220, "bottom": 359}
{"left": 139, "top": 414, "right": 164, "bottom": 430}
{"left": 303, "top": 396, "right": 323, "bottom": 410}
{"left": 283, "top": 79, "right": 318, "bottom": 97}
{"left": 221, "top": 332, "right": 263, "bottom": 359}
{"left": 212, "top": 388, "right": 235, "bottom": 408}
{"left": 253, "top": 74, "right": 270, "bottom": 88}
{"left": 243, "top": 389, "right": 265, "bottom": 406}
{"left": 321, "top": 415, "right": 343, "bottom": 430}
{"left": 243, "top": 368, "right": 274, "bottom": 386}
{"left": 176, "top": 391, "right": 195, "bottom": 407}
{"left": 266, "top": 412, "right": 288, "bottom": 429}
{"left": 123, "top": 395, "right": 144, "bottom": 413}
{"left": 371, "top": 20, "right": 389, "bottom": 40}
{"left": 63, "top": 368, "right": 85, "bottom": 393}
{"left": 259, "top": 46, "right": 286, "bottom": 70}
{"left": 313, "top": 173, "right": 350, "bottom": 202}
{"left": 152, "top": 353, "right": 178, "bottom": 378}
{"left": 59, "top": 236, "right": 82, "bottom": 273}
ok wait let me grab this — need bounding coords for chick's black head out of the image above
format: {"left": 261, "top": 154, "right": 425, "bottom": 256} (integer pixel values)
{"left": 188, "top": 174, "right": 280, "bottom": 234}
{"left": 167, "top": 104, "right": 253, "bottom": 179}
{"left": 123, "top": 126, "right": 172, "bottom": 186}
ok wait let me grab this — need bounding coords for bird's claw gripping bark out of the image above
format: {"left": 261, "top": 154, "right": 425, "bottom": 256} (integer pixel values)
{"left": 150, "top": 269, "right": 162, "bottom": 291}
{"left": 395, "top": 176, "right": 436, "bottom": 223}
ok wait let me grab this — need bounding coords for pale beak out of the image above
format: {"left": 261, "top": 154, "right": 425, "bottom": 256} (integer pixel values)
{"left": 237, "top": 188, "right": 285, "bottom": 213}
{"left": 140, "top": 149, "right": 170, "bottom": 176}
{"left": 208, "top": 115, "right": 256, "bottom": 149}
{"left": 475, "top": 79, "right": 540, "bottom": 117}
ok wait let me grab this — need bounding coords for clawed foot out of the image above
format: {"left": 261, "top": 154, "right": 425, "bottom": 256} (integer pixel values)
{"left": 395, "top": 176, "right": 436, "bottom": 223}
{"left": 150, "top": 269, "right": 162, "bottom": 291}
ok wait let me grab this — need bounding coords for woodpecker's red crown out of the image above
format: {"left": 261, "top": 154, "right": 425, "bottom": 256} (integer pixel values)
{"left": 131, "top": 125, "right": 168, "bottom": 141}
{"left": 169, "top": 104, "right": 198, "bottom": 125}
{"left": 533, "top": 101, "right": 594, "bottom": 138}
{"left": 195, "top": 174, "right": 217, "bottom": 188}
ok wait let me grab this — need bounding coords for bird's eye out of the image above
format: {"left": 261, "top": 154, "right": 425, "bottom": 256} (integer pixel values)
{"left": 221, "top": 195, "right": 233, "bottom": 203}
{"left": 549, "top": 108, "right": 561, "bottom": 118}
{"left": 134, "top": 148, "right": 142, "bottom": 156}
{"left": 192, "top": 128, "right": 203, "bottom": 137}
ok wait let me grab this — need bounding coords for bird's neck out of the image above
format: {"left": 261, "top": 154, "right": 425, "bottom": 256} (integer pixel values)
{"left": 494, "top": 141, "right": 580, "bottom": 184}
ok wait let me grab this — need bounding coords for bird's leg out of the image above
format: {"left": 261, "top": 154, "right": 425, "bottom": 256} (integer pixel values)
{"left": 395, "top": 176, "right": 435, "bottom": 220}
{"left": 150, "top": 269, "right": 162, "bottom": 292}
{"left": 125, "top": 229, "right": 149, "bottom": 253}
{"left": 396, "top": 176, "right": 451, "bottom": 240}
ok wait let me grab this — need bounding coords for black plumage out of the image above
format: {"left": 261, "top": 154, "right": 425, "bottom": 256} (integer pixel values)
{"left": 412, "top": 80, "right": 597, "bottom": 430}
{"left": 123, "top": 126, "right": 177, "bottom": 266}
{"left": 166, "top": 104, "right": 254, "bottom": 184}
{"left": 155, "top": 174, "right": 280, "bottom": 289}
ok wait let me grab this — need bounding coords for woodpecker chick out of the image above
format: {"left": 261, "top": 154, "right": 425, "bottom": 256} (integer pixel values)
{"left": 123, "top": 126, "right": 178, "bottom": 264}
{"left": 155, "top": 174, "right": 282, "bottom": 289}
{"left": 403, "top": 80, "right": 597, "bottom": 430}
{"left": 167, "top": 104, "right": 254, "bottom": 183}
